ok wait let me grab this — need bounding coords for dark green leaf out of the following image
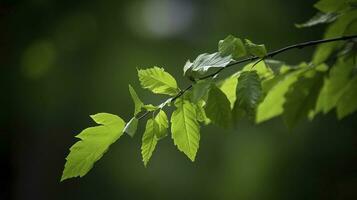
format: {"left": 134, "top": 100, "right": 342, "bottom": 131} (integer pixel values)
{"left": 233, "top": 71, "right": 262, "bottom": 121}
{"left": 218, "top": 35, "right": 247, "bottom": 59}
{"left": 244, "top": 39, "right": 267, "bottom": 58}
{"left": 205, "top": 85, "right": 232, "bottom": 127}
{"left": 191, "top": 79, "right": 212, "bottom": 103}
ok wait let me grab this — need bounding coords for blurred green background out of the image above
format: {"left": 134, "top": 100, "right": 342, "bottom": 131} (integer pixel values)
{"left": 2, "top": 0, "right": 357, "bottom": 199}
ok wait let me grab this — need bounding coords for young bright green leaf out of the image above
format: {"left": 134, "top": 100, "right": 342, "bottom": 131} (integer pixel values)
{"left": 191, "top": 79, "right": 212, "bottom": 103}
{"left": 183, "top": 52, "right": 232, "bottom": 76}
{"left": 218, "top": 74, "right": 239, "bottom": 108}
{"left": 61, "top": 113, "right": 125, "bottom": 181}
{"left": 171, "top": 99, "right": 200, "bottom": 161}
{"left": 336, "top": 76, "right": 357, "bottom": 119}
{"left": 141, "top": 118, "right": 159, "bottom": 166}
{"left": 314, "top": 59, "right": 354, "bottom": 114}
{"left": 138, "top": 67, "right": 179, "bottom": 96}
{"left": 256, "top": 69, "right": 304, "bottom": 123}
{"left": 314, "top": 0, "right": 349, "bottom": 13}
{"left": 154, "top": 110, "right": 169, "bottom": 139}
{"left": 233, "top": 71, "right": 262, "bottom": 121}
{"left": 129, "top": 84, "right": 144, "bottom": 116}
{"left": 205, "top": 85, "right": 232, "bottom": 127}
{"left": 313, "top": 10, "right": 357, "bottom": 64}
{"left": 282, "top": 71, "right": 325, "bottom": 128}
{"left": 123, "top": 117, "right": 138, "bottom": 137}
{"left": 218, "top": 35, "right": 247, "bottom": 59}
{"left": 296, "top": 12, "right": 339, "bottom": 28}
{"left": 244, "top": 39, "right": 267, "bottom": 58}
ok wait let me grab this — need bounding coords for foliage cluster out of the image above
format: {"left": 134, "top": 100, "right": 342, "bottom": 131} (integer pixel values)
{"left": 61, "top": 0, "right": 357, "bottom": 181}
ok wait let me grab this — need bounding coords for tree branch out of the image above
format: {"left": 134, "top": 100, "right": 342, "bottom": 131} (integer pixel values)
{"left": 137, "top": 34, "right": 357, "bottom": 120}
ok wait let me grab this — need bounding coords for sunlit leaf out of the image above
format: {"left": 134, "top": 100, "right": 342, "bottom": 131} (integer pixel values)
{"left": 141, "top": 118, "right": 158, "bottom": 166}
{"left": 171, "top": 99, "right": 200, "bottom": 161}
{"left": 138, "top": 67, "right": 179, "bottom": 96}
{"left": 336, "top": 76, "right": 357, "bottom": 119}
{"left": 61, "top": 113, "right": 125, "bottom": 181}
{"left": 154, "top": 110, "right": 169, "bottom": 139}
{"left": 314, "top": 0, "right": 349, "bottom": 13}
{"left": 313, "top": 10, "right": 357, "bottom": 64}
{"left": 129, "top": 84, "right": 144, "bottom": 116}
{"left": 283, "top": 70, "right": 325, "bottom": 128}
{"left": 218, "top": 74, "right": 239, "bottom": 108}
{"left": 183, "top": 52, "right": 232, "bottom": 76}
{"left": 256, "top": 69, "right": 305, "bottom": 123}
{"left": 314, "top": 59, "right": 354, "bottom": 114}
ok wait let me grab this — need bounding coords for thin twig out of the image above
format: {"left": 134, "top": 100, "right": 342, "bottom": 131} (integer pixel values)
{"left": 137, "top": 35, "right": 357, "bottom": 120}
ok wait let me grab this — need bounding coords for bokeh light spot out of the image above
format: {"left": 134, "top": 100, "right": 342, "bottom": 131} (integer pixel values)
{"left": 21, "top": 40, "right": 56, "bottom": 79}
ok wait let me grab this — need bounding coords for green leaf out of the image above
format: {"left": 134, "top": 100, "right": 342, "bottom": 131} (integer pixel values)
{"left": 296, "top": 12, "right": 339, "bottom": 28}
{"left": 282, "top": 70, "right": 325, "bottom": 128}
{"left": 233, "top": 71, "right": 262, "bottom": 121}
{"left": 183, "top": 52, "right": 232, "bottom": 76}
{"left": 205, "top": 85, "right": 232, "bottom": 127}
{"left": 242, "top": 61, "right": 274, "bottom": 80}
{"left": 218, "top": 35, "right": 247, "bottom": 59}
{"left": 256, "top": 69, "right": 305, "bottom": 123}
{"left": 314, "top": 59, "right": 354, "bottom": 114}
{"left": 195, "top": 100, "right": 211, "bottom": 124}
{"left": 61, "top": 113, "right": 125, "bottom": 181}
{"left": 138, "top": 67, "right": 179, "bottom": 96}
{"left": 314, "top": 0, "right": 349, "bottom": 13}
{"left": 123, "top": 117, "right": 138, "bottom": 137}
{"left": 264, "top": 59, "right": 285, "bottom": 75}
{"left": 336, "top": 76, "right": 357, "bottom": 119}
{"left": 313, "top": 10, "right": 357, "bottom": 64}
{"left": 143, "top": 104, "right": 159, "bottom": 111}
{"left": 154, "top": 110, "right": 169, "bottom": 139}
{"left": 171, "top": 99, "right": 200, "bottom": 161}
{"left": 218, "top": 74, "right": 239, "bottom": 108}
{"left": 191, "top": 79, "right": 212, "bottom": 103}
{"left": 141, "top": 118, "right": 159, "bottom": 166}
{"left": 244, "top": 39, "right": 267, "bottom": 58}
{"left": 129, "top": 85, "right": 144, "bottom": 116}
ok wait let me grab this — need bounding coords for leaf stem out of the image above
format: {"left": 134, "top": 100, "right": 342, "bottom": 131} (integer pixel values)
{"left": 137, "top": 34, "right": 357, "bottom": 120}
